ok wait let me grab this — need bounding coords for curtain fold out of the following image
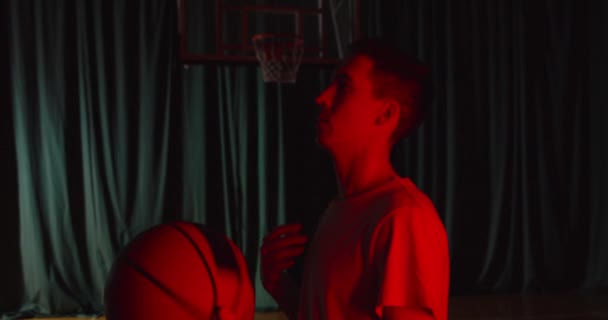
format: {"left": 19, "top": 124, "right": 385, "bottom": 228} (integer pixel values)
{"left": 180, "top": 62, "right": 295, "bottom": 309}
{"left": 377, "top": 0, "right": 596, "bottom": 293}
{"left": 586, "top": 0, "right": 608, "bottom": 290}
{"left": 8, "top": 0, "right": 177, "bottom": 315}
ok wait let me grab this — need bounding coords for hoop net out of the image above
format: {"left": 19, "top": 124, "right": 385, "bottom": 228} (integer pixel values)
{"left": 252, "top": 34, "right": 304, "bottom": 83}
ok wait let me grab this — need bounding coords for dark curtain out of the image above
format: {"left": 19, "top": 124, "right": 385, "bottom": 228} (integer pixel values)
{"left": 372, "top": 0, "right": 602, "bottom": 294}
{"left": 587, "top": 0, "right": 608, "bottom": 291}
{"left": 6, "top": 0, "right": 181, "bottom": 316}
{"left": 3, "top": 0, "right": 607, "bottom": 317}
{"left": 1, "top": 0, "right": 22, "bottom": 314}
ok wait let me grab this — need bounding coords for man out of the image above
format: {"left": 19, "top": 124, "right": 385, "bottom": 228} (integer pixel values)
{"left": 261, "top": 39, "right": 450, "bottom": 320}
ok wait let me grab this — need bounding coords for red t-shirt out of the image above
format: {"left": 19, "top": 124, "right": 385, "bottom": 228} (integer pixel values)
{"left": 298, "top": 177, "right": 449, "bottom": 320}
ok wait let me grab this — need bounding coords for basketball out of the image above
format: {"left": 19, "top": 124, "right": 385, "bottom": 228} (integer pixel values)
{"left": 104, "top": 222, "right": 255, "bottom": 320}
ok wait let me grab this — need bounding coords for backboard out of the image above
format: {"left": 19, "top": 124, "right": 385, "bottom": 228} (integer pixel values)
{"left": 177, "top": 0, "right": 361, "bottom": 65}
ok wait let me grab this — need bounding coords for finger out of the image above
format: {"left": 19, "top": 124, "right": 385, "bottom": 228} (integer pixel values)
{"left": 261, "top": 234, "right": 309, "bottom": 253}
{"left": 261, "top": 237, "right": 308, "bottom": 257}
{"left": 262, "top": 259, "right": 296, "bottom": 272}
{"left": 261, "top": 246, "right": 307, "bottom": 261}
{"left": 263, "top": 224, "right": 303, "bottom": 244}
{"left": 273, "top": 262, "right": 296, "bottom": 274}
{"left": 262, "top": 248, "right": 307, "bottom": 263}
{"left": 262, "top": 261, "right": 297, "bottom": 277}
{"left": 261, "top": 249, "right": 307, "bottom": 266}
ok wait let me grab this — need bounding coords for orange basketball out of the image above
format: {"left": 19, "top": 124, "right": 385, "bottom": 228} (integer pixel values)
{"left": 104, "top": 222, "right": 255, "bottom": 320}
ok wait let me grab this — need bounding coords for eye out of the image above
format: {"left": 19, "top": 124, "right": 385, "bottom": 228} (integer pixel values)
{"left": 335, "top": 77, "right": 349, "bottom": 91}
{"left": 335, "top": 79, "right": 344, "bottom": 90}
{"left": 331, "top": 79, "right": 350, "bottom": 108}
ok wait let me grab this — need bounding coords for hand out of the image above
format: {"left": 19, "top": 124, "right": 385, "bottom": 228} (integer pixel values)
{"left": 260, "top": 223, "right": 309, "bottom": 296}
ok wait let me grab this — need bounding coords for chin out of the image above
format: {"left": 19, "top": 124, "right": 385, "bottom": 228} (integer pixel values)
{"left": 315, "top": 135, "right": 330, "bottom": 149}
{"left": 316, "top": 137, "right": 341, "bottom": 157}
{"left": 315, "top": 128, "right": 332, "bottom": 148}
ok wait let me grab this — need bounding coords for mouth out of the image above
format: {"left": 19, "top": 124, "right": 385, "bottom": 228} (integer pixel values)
{"left": 317, "top": 120, "right": 329, "bottom": 130}
{"left": 318, "top": 114, "right": 331, "bottom": 125}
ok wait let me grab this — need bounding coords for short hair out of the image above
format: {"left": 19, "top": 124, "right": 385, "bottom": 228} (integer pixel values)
{"left": 348, "top": 39, "right": 433, "bottom": 144}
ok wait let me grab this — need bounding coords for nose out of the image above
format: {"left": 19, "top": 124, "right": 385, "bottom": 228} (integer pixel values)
{"left": 315, "top": 84, "right": 336, "bottom": 110}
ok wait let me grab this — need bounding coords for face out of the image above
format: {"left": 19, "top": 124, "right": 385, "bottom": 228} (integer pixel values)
{"left": 315, "top": 55, "right": 387, "bottom": 154}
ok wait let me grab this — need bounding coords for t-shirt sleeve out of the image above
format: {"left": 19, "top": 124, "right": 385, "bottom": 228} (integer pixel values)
{"left": 371, "top": 206, "right": 450, "bottom": 320}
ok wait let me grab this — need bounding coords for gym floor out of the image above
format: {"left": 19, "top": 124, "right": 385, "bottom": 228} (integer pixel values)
{"left": 20, "top": 293, "right": 608, "bottom": 319}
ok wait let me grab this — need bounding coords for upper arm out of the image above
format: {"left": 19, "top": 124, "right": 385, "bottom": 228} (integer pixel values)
{"left": 383, "top": 306, "right": 435, "bottom": 320}
{"left": 371, "top": 207, "right": 450, "bottom": 320}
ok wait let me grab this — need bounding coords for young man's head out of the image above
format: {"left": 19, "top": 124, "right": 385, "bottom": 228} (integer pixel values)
{"left": 315, "top": 39, "right": 432, "bottom": 156}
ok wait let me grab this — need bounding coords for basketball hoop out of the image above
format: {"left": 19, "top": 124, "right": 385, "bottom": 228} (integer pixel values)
{"left": 252, "top": 34, "right": 304, "bottom": 83}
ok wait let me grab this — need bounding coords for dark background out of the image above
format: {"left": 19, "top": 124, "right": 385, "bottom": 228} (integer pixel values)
{"left": 1, "top": 0, "right": 23, "bottom": 311}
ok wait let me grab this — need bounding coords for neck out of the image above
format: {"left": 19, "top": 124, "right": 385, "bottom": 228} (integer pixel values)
{"left": 331, "top": 145, "right": 397, "bottom": 200}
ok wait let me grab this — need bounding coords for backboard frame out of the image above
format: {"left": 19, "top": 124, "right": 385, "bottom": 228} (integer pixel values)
{"left": 177, "top": 0, "right": 361, "bottom": 66}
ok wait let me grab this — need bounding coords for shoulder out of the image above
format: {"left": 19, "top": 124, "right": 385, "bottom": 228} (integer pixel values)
{"left": 370, "top": 178, "right": 440, "bottom": 225}
{"left": 371, "top": 178, "right": 447, "bottom": 248}
{"left": 386, "top": 178, "right": 436, "bottom": 212}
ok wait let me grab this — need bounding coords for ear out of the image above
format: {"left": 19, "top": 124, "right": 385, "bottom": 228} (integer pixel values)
{"left": 375, "top": 99, "right": 401, "bottom": 126}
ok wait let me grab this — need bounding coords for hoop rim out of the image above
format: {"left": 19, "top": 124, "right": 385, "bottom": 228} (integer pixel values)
{"left": 251, "top": 33, "right": 304, "bottom": 44}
